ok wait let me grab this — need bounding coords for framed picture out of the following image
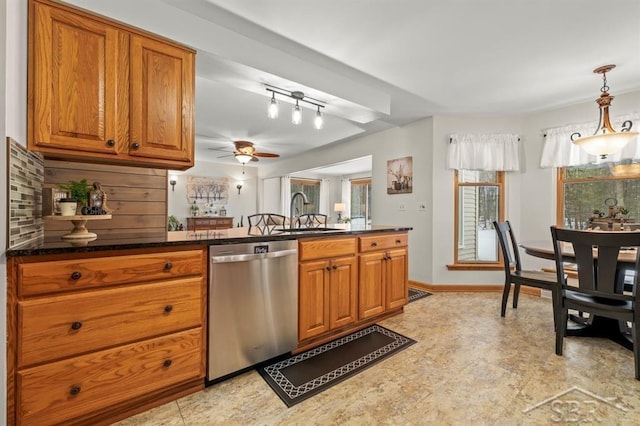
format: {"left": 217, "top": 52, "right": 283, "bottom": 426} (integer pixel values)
{"left": 387, "top": 156, "right": 413, "bottom": 194}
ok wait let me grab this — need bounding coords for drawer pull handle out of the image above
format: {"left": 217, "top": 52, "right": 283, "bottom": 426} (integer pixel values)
{"left": 131, "top": 142, "right": 140, "bottom": 150}
{"left": 71, "top": 321, "right": 83, "bottom": 331}
{"left": 163, "top": 359, "right": 172, "bottom": 368}
{"left": 70, "top": 271, "right": 82, "bottom": 280}
{"left": 69, "top": 385, "right": 81, "bottom": 396}
{"left": 164, "top": 262, "right": 173, "bottom": 270}
{"left": 106, "top": 139, "right": 115, "bottom": 147}
{"left": 371, "top": 242, "right": 378, "bottom": 247}
{"left": 164, "top": 305, "right": 173, "bottom": 313}
{"left": 396, "top": 239, "right": 402, "bottom": 244}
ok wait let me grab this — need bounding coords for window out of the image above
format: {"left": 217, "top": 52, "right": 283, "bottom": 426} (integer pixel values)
{"left": 350, "top": 178, "right": 371, "bottom": 226}
{"left": 290, "top": 178, "right": 320, "bottom": 215}
{"left": 558, "top": 160, "right": 640, "bottom": 229}
{"left": 450, "top": 170, "right": 504, "bottom": 268}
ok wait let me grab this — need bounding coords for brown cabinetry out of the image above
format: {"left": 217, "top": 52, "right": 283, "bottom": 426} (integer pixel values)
{"left": 28, "top": 0, "right": 195, "bottom": 170}
{"left": 298, "top": 238, "right": 357, "bottom": 341}
{"left": 7, "top": 246, "right": 207, "bottom": 425}
{"left": 187, "top": 217, "right": 234, "bottom": 231}
{"left": 358, "top": 233, "right": 408, "bottom": 320}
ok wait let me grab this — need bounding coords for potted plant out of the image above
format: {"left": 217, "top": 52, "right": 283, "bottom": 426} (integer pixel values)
{"left": 57, "top": 179, "right": 92, "bottom": 215}
{"left": 168, "top": 215, "right": 181, "bottom": 231}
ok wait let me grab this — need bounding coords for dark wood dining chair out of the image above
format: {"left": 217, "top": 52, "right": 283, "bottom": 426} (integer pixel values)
{"left": 296, "top": 213, "right": 327, "bottom": 228}
{"left": 247, "top": 213, "right": 287, "bottom": 228}
{"left": 494, "top": 221, "right": 561, "bottom": 318}
{"left": 550, "top": 226, "right": 640, "bottom": 379}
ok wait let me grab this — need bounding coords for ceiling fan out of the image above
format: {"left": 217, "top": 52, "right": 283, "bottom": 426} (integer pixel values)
{"left": 215, "top": 140, "right": 281, "bottom": 164}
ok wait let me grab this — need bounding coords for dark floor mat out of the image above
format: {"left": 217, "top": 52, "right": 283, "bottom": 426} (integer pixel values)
{"left": 408, "top": 287, "right": 432, "bottom": 303}
{"left": 257, "top": 324, "right": 416, "bottom": 407}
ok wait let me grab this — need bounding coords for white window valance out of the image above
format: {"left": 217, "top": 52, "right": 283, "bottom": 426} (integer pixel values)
{"left": 540, "top": 113, "right": 640, "bottom": 168}
{"left": 447, "top": 133, "right": 521, "bottom": 171}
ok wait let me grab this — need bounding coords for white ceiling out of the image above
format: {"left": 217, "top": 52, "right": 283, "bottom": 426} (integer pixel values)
{"left": 66, "top": 0, "right": 640, "bottom": 172}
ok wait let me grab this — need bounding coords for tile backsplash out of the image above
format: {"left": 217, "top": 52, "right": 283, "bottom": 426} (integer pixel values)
{"left": 8, "top": 137, "right": 44, "bottom": 248}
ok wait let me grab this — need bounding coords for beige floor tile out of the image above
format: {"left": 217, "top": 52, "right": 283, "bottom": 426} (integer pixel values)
{"left": 114, "top": 292, "right": 640, "bottom": 425}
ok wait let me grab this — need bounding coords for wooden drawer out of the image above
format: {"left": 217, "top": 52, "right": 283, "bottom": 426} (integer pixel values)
{"left": 359, "top": 233, "right": 408, "bottom": 253}
{"left": 18, "top": 249, "right": 203, "bottom": 296}
{"left": 18, "top": 328, "right": 202, "bottom": 426}
{"left": 299, "top": 237, "right": 356, "bottom": 261}
{"left": 18, "top": 278, "right": 202, "bottom": 367}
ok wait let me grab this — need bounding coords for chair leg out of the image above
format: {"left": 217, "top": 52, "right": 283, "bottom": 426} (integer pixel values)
{"left": 501, "top": 281, "right": 511, "bottom": 317}
{"left": 556, "top": 307, "right": 567, "bottom": 356}
{"left": 550, "top": 290, "right": 558, "bottom": 332}
{"left": 512, "top": 283, "right": 521, "bottom": 309}
{"left": 633, "top": 322, "right": 640, "bottom": 380}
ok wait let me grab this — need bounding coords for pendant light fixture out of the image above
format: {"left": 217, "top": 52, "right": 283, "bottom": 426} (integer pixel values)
{"left": 266, "top": 85, "right": 326, "bottom": 128}
{"left": 571, "top": 65, "right": 638, "bottom": 159}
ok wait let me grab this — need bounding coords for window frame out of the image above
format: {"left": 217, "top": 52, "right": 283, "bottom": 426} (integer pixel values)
{"left": 448, "top": 170, "right": 505, "bottom": 271}
{"left": 556, "top": 165, "right": 640, "bottom": 227}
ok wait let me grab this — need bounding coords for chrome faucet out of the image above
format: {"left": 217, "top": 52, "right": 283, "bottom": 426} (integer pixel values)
{"left": 290, "top": 192, "right": 309, "bottom": 229}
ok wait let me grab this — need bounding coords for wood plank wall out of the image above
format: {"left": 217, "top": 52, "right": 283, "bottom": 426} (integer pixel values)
{"left": 44, "top": 160, "right": 168, "bottom": 240}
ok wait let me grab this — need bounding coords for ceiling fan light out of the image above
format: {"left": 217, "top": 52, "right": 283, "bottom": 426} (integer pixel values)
{"left": 292, "top": 101, "right": 302, "bottom": 125}
{"left": 268, "top": 94, "right": 278, "bottom": 119}
{"left": 314, "top": 108, "right": 323, "bottom": 130}
{"left": 235, "top": 153, "right": 253, "bottom": 164}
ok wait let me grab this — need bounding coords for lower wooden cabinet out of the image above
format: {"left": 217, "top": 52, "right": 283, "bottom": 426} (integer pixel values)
{"left": 298, "top": 232, "right": 409, "bottom": 345}
{"left": 359, "top": 238, "right": 408, "bottom": 320}
{"left": 7, "top": 246, "right": 207, "bottom": 425}
{"left": 298, "top": 256, "right": 357, "bottom": 341}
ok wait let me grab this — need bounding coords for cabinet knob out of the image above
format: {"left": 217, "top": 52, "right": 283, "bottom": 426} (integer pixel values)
{"left": 371, "top": 242, "right": 378, "bottom": 247}
{"left": 326, "top": 266, "right": 331, "bottom": 271}
{"left": 106, "top": 139, "right": 115, "bottom": 147}
{"left": 131, "top": 142, "right": 140, "bottom": 150}
{"left": 332, "top": 265, "right": 338, "bottom": 270}
{"left": 71, "top": 321, "right": 83, "bottom": 331}
{"left": 164, "top": 262, "right": 173, "bottom": 270}
{"left": 396, "top": 239, "right": 402, "bottom": 244}
{"left": 69, "top": 385, "right": 81, "bottom": 396}
{"left": 70, "top": 271, "right": 82, "bottom": 280}
{"left": 164, "top": 305, "right": 173, "bottom": 313}
{"left": 163, "top": 359, "right": 172, "bottom": 368}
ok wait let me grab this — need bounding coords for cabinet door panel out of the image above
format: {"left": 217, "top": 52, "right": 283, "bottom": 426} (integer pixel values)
{"left": 358, "top": 252, "right": 385, "bottom": 319}
{"left": 386, "top": 248, "right": 408, "bottom": 310}
{"left": 330, "top": 257, "right": 358, "bottom": 329}
{"left": 32, "top": 3, "right": 122, "bottom": 154}
{"left": 299, "top": 261, "right": 330, "bottom": 340}
{"left": 130, "top": 35, "right": 194, "bottom": 163}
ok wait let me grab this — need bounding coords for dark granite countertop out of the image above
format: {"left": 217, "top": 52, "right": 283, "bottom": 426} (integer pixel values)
{"left": 6, "top": 225, "right": 412, "bottom": 257}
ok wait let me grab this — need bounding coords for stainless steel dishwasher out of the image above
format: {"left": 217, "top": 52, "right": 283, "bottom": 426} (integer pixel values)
{"left": 208, "top": 240, "right": 298, "bottom": 381}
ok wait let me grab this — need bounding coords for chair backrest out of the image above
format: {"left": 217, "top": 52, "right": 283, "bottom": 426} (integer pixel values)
{"left": 247, "top": 213, "right": 287, "bottom": 228}
{"left": 550, "top": 226, "right": 640, "bottom": 296}
{"left": 297, "top": 213, "right": 327, "bottom": 228}
{"left": 493, "top": 221, "right": 522, "bottom": 274}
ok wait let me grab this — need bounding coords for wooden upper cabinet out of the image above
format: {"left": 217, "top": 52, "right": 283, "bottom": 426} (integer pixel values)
{"left": 31, "top": 2, "right": 125, "bottom": 155}
{"left": 28, "top": 0, "right": 195, "bottom": 170}
{"left": 130, "top": 35, "right": 194, "bottom": 163}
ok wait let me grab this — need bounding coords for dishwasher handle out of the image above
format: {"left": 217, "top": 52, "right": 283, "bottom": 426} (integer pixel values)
{"left": 211, "top": 248, "right": 297, "bottom": 264}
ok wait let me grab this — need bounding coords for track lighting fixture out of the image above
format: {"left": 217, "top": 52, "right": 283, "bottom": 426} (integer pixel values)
{"left": 266, "top": 85, "right": 325, "bottom": 128}
{"left": 314, "top": 106, "right": 323, "bottom": 130}
{"left": 268, "top": 92, "right": 278, "bottom": 119}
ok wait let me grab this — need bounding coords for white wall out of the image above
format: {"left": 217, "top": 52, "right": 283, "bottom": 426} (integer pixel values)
{"left": 168, "top": 160, "right": 258, "bottom": 228}
{"left": 1, "top": 0, "right": 28, "bottom": 418}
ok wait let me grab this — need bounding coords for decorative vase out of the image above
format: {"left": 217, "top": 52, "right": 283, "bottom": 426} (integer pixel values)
{"left": 58, "top": 199, "right": 78, "bottom": 216}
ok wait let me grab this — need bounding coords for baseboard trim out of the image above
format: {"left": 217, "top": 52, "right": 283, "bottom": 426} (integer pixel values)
{"left": 409, "top": 280, "right": 542, "bottom": 297}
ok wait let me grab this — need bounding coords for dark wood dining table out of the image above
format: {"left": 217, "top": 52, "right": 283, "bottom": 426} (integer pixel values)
{"left": 520, "top": 240, "right": 638, "bottom": 350}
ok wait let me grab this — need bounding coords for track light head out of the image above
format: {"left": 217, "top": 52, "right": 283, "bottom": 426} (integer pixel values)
{"left": 292, "top": 101, "right": 302, "bottom": 125}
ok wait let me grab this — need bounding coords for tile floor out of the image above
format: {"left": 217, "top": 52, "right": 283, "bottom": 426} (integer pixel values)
{"left": 115, "top": 292, "right": 640, "bottom": 425}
